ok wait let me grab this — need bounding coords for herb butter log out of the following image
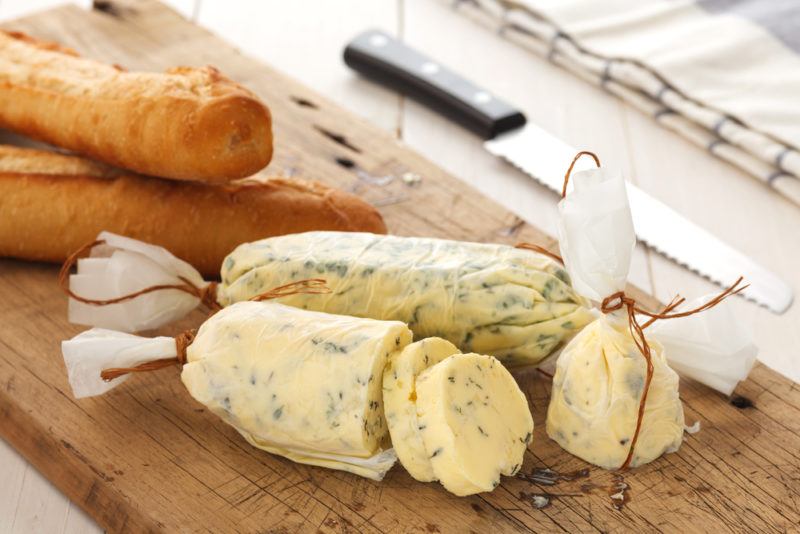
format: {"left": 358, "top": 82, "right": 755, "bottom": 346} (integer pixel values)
{"left": 546, "top": 316, "right": 685, "bottom": 469}
{"left": 219, "top": 232, "right": 593, "bottom": 367}
{"left": 180, "top": 301, "right": 412, "bottom": 480}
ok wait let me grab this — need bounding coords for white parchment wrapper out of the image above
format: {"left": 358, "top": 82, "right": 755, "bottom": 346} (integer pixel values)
{"left": 556, "top": 166, "right": 757, "bottom": 394}
{"left": 62, "top": 328, "right": 177, "bottom": 398}
{"left": 648, "top": 296, "right": 757, "bottom": 396}
{"left": 557, "top": 167, "right": 635, "bottom": 301}
{"left": 68, "top": 232, "right": 210, "bottom": 332}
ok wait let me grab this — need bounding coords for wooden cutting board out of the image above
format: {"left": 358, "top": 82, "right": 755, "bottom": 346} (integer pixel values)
{"left": 1, "top": 2, "right": 798, "bottom": 532}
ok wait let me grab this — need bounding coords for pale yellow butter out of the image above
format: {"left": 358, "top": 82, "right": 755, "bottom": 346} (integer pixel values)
{"left": 382, "top": 338, "right": 460, "bottom": 482}
{"left": 546, "top": 315, "right": 684, "bottom": 469}
{"left": 415, "top": 353, "right": 533, "bottom": 496}
{"left": 218, "top": 232, "right": 592, "bottom": 367}
{"left": 181, "top": 301, "right": 412, "bottom": 480}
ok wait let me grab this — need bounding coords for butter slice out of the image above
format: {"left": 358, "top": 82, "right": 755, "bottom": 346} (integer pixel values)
{"left": 546, "top": 315, "right": 684, "bottom": 469}
{"left": 181, "top": 301, "right": 412, "bottom": 480}
{"left": 415, "top": 353, "right": 533, "bottom": 496}
{"left": 383, "top": 338, "right": 460, "bottom": 482}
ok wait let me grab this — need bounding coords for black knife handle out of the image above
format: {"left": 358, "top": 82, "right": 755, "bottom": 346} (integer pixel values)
{"left": 343, "top": 29, "right": 526, "bottom": 139}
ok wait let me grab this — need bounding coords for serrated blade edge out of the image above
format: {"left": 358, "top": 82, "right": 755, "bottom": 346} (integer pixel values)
{"left": 485, "top": 125, "right": 793, "bottom": 314}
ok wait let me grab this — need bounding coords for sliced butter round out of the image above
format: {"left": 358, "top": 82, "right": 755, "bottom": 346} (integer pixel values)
{"left": 415, "top": 353, "right": 533, "bottom": 496}
{"left": 383, "top": 338, "right": 461, "bottom": 482}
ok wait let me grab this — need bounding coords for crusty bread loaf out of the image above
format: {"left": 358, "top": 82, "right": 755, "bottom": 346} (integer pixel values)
{"left": 0, "top": 142, "right": 123, "bottom": 176}
{"left": 0, "top": 146, "right": 386, "bottom": 276}
{"left": 0, "top": 30, "right": 272, "bottom": 182}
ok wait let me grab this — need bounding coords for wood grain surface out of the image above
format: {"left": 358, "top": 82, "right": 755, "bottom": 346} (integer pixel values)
{"left": 0, "top": 1, "right": 798, "bottom": 532}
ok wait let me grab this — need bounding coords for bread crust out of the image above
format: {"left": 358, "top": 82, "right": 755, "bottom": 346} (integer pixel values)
{"left": 0, "top": 31, "right": 272, "bottom": 182}
{"left": 0, "top": 146, "right": 386, "bottom": 276}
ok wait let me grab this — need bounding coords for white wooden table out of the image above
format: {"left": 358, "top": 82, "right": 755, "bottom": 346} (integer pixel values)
{"left": 1, "top": 1, "right": 798, "bottom": 531}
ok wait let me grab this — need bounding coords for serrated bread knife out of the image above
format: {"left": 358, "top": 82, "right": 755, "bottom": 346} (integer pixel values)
{"left": 344, "top": 29, "right": 793, "bottom": 314}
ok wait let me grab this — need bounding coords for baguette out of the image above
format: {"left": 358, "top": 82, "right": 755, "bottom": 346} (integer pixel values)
{"left": 0, "top": 30, "right": 272, "bottom": 182}
{"left": 0, "top": 146, "right": 386, "bottom": 276}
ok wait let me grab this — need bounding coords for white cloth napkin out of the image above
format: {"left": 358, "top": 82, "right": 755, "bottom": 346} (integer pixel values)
{"left": 455, "top": 0, "right": 800, "bottom": 206}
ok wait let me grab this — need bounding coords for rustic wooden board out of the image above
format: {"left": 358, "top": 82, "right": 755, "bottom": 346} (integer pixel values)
{"left": 1, "top": 1, "right": 798, "bottom": 532}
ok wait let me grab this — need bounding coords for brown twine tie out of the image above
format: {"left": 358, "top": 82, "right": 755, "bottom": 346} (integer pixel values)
{"left": 561, "top": 151, "right": 601, "bottom": 198}
{"left": 58, "top": 239, "right": 220, "bottom": 310}
{"left": 249, "top": 278, "right": 331, "bottom": 301}
{"left": 99, "top": 329, "right": 197, "bottom": 382}
{"left": 97, "top": 280, "right": 332, "bottom": 382}
{"left": 515, "top": 242, "right": 564, "bottom": 265}
{"left": 514, "top": 151, "right": 601, "bottom": 263}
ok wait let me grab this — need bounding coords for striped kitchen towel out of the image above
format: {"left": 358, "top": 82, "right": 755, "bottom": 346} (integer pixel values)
{"left": 454, "top": 0, "right": 800, "bottom": 206}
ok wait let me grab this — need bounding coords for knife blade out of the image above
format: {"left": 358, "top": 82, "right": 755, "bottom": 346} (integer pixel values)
{"left": 343, "top": 29, "right": 793, "bottom": 314}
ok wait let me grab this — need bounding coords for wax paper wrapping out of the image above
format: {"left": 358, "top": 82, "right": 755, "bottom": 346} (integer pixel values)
{"left": 62, "top": 328, "right": 176, "bottom": 398}
{"left": 648, "top": 296, "right": 758, "bottom": 396}
{"left": 557, "top": 167, "right": 635, "bottom": 301}
{"left": 68, "top": 232, "right": 209, "bottom": 332}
